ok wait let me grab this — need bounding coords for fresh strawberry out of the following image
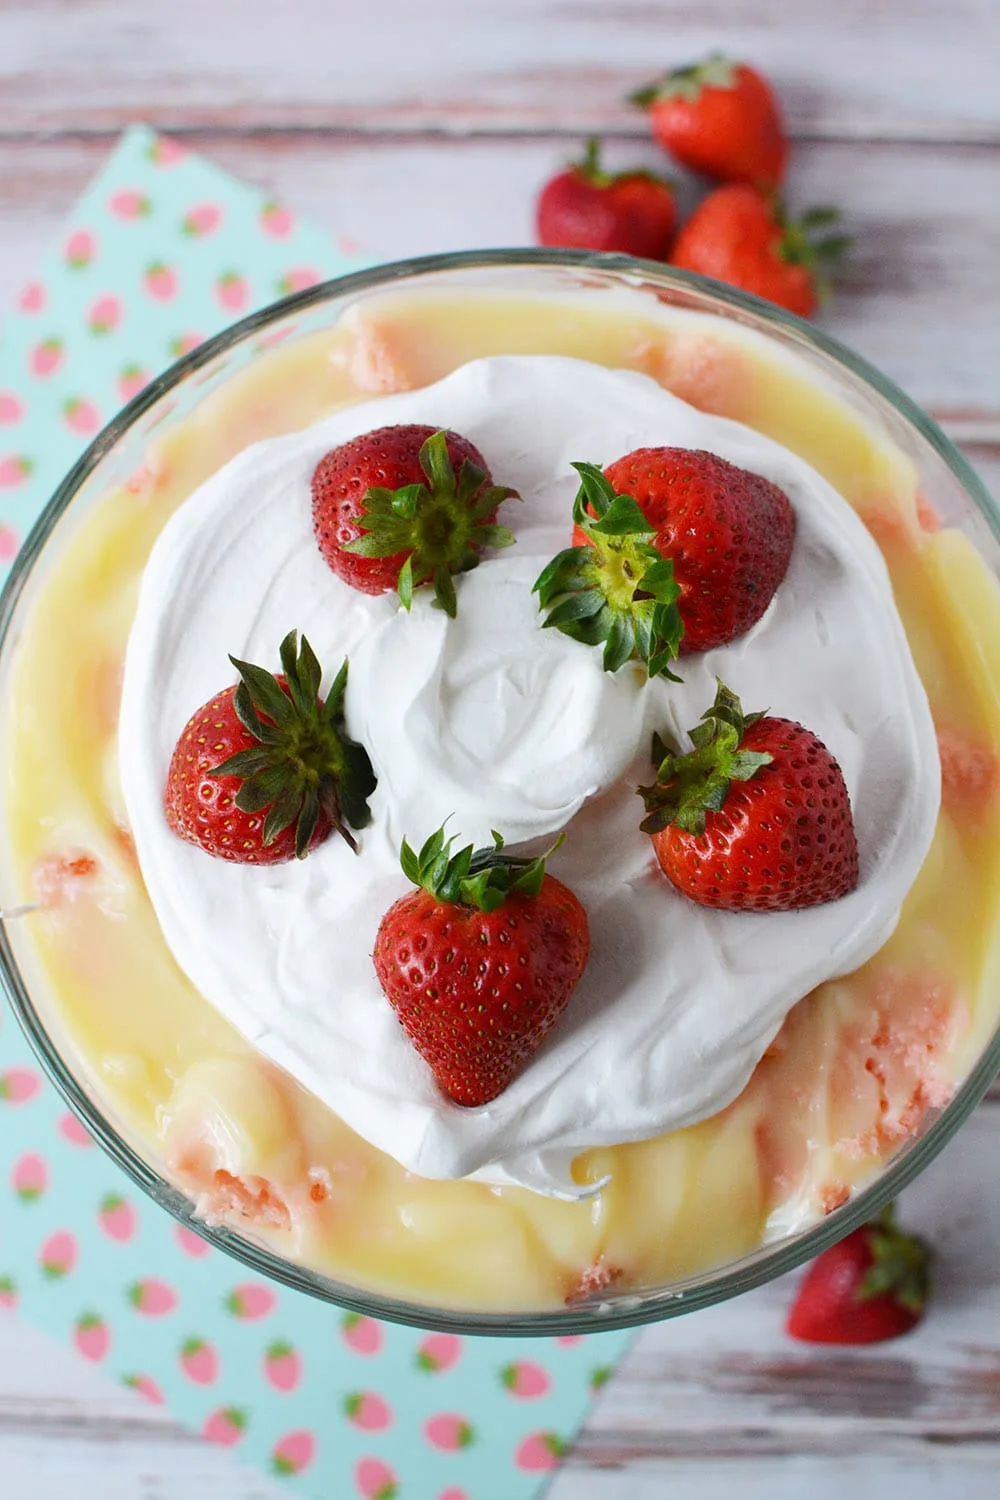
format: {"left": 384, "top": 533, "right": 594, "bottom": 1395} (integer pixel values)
{"left": 639, "top": 681, "right": 859, "bottom": 911}
{"left": 671, "top": 184, "right": 850, "bottom": 317}
{"left": 311, "top": 425, "right": 516, "bottom": 617}
{"left": 164, "top": 630, "right": 375, "bottom": 863}
{"left": 631, "top": 54, "right": 788, "bottom": 192}
{"left": 534, "top": 449, "right": 794, "bottom": 673}
{"left": 373, "top": 827, "right": 589, "bottom": 1106}
{"left": 786, "top": 1204, "right": 931, "bottom": 1344}
{"left": 536, "top": 139, "right": 676, "bottom": 259}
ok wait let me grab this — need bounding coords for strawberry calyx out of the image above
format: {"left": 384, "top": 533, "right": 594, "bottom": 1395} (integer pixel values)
{"left": 774, "top": 203, "right": 852, "bottom": 303}
{"left": 343, "top": 429, "right": 517, "bottom": 617}
{"left": 569, "top": 138, "right": 673, "bottom": 192}
{"left": 533, "top": 462, "right": 684, "bottom": 678}
{"left": 638, "top": 679, "right": 773, "bottom": 835}
{"left": 399, "top": 824, "right": 557, "bottom": 914}
{"left": 857, "top": 1203, "right": 931, "bottom": 1314}
{"left": 208, "top": 629, "right": 376, "bottom": 857}
{"left": 629, "top": 53, "right": 737, "bottom": 108}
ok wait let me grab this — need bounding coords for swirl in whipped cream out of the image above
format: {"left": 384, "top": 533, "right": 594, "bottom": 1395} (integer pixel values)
{"left": 119, "top": 356, "right": 940, "bottom": 1199}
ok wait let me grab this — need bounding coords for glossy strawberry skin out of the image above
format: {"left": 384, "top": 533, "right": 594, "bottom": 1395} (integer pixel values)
{"left": 574, "top": 447, "right": 795, "bottom": 654}
{"left": 311, "top": 424, "right": 493, "bottom": 595}
{"left": 652, "top": 716, "right": 859, "bottom": 911}
{"left": 787, "top": 1224, "right": 926, "bottom": 1345}
{"left": 672, "top": 184, "right": 817, "bottom": 316}
{"left": 164, "top": 684, "right": 330, "bottom": 865}
{"left": 536, "top": 168, "right": 676, "bottom": 259}
{"left": 646, "top": 63, "right": 787, "bottom": 191}
{"left": 374, "top": 879, "right": 590, "bottom": 1107}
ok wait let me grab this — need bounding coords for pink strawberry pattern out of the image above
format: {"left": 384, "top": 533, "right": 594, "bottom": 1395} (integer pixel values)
{"left": 144, "top": 261, "right": 178, "bottom": 302}
{"left": 11, "top": 1152, "right": 48, "bottom": 1202}
{"left": 64, "top": 229, "right": 97, "bottom": 269}
{"left": 0, "top": 1277, "right": 18, "bottom": 1310}
{"left": 39, "top": 1230, "right": 77, "bottom": 1279}
{"left": 272, "top": 1429, "right": 316, "bottom": 1477}
{"left": 416, "top": 1332, "right": 463, "bottom": 1372}
{"left": 437, "top": 1490, "right": 470, "bottom": 1500}
{"left": 0, "top": 525, "right": 20, "bottom": 560}
{"left": 146, "top": 136, "right": 187, "bottom": 167}
{"left": 168, "top": 331, "right": 204, "bottom": 357}
{"left": 74, "top": 1312, "right": 111, "bottom": 1362}
{"left": 109, "top": 189, "right": 151, "bottom": 220}
{"left": 122, "top": 1373, "right": 164, "bottom": 1405}
{"left": 0, "top": 457, "right": 33, "bottom": 491}
{"left": 88, "top": 294, "right": 123, "bottom": 335}
{"left": 354, "top": 1457, "right": 398, "bottom": 1499}
{"left": 58, "top": 1112, "right": 93, "bottom": 1146}
{"left": 500, "top": 1360, "right": 551, "bottom": 1399}
{"left": 260, "top": 200, "right": 294, "bottom": 238}
{"left": 203, "top": 1406, "right": 247, "bottom": 1446}
{"left": 29, "top": 337, "right": 64, "bottom": 378}
{"left": 180, "top": 1336, "right": 219, "bottom": 1385}
{"left": 62, "top": 397, "right": 101, "bottom": 435}
{"left": 18, "top": 280, "right": 45, "bottom": 313}
{"left": 182, "top": 203, "right": 223, "bottom": 237}
{"left": 174, "top": 1224, "right": 211, "bottom": 1258}
{"left": 224, "top": 1281, "right": 275, "bottom": 1319}
{"left": 98, "top": 1194, "right": 137, "bottom": 1242}
{"left": 515, "top": 1430, "right": 569, "bottom": 1471}
{"left": 215, "top": 269, "right": 249, "bottom": 312}
{"left": 277, "top": 266, "right": 321, "bottom": 295}
{"left": 344, "top": 1391, "right": 393, "bottom": 1431}
{"left": 0, "top": 392, "right": 24, "bottom": 425}
{"left": 425, "top": 1413, "right": 476, "bottom": 1452}
{"left": 117, "top": 364, "right": 149, "bottom": 403}
{"left": 127, "top": 1277, "right": 177, "bottom": 1316}
{"left": 341, "top": 1313, "right": 383, "bottom": 1355}
{"left": 263, "top": 1340, "right": 302, "bottom": 1392}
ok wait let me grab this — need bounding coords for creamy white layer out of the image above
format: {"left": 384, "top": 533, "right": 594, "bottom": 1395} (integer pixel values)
{"left": 119, "top": 356, "right": 940, "bottom": 1198}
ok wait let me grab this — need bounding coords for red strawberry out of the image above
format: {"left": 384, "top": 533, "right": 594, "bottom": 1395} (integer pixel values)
{"left": 164, "top": 630, "right": 375, "bottom": 864}
{"left": 534, "top": 450, "right": 794, "bottom": 673}
{"left": 631, "top": 55, "right": 788, "bottom": 192}
{"left": 311, "top": 425, "right": 516, "bottom": 617}
{"left": 786, "top": 1205, "right": 931, "bottom": 1344}
{"left": 639, "top": 681, "right": 859, "bottom": 912}
{"left": 374, "top": 827, "right": 589, "bottom": 1107}
{"left": 536, "top": 139, "right": 676, "bottom": 260}
{"left": 671, "top": 184, "right": 850, "bottom": 318}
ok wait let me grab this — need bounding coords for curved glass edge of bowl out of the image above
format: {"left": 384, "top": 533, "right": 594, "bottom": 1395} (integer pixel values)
{"left": 0, "top": 247, "right": 997, "bottom": 1336}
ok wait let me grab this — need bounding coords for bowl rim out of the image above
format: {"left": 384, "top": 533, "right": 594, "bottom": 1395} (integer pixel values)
{"left": 1, "top": 245, "right": 998, "bottom": 1336}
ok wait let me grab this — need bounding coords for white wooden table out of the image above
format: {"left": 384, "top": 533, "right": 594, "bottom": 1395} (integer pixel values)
{"left": 2, "top": 3, "right": 999, "bottom": 1494}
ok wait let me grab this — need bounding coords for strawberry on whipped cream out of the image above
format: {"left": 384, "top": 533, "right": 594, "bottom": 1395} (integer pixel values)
{"left": 118, "top": 356, "right": 940, "bottom": 1198}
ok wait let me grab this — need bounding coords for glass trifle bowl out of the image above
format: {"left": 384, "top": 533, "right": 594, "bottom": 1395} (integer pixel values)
{"left": 1, "top": 249, "right": 999, "bottom": 1336}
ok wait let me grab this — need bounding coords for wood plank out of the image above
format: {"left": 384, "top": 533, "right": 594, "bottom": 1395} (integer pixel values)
{"left": 1, "top": 0, "right": 999, "bottom": 142}
{"left": 2, "top": 132, "right": 1000, "bottom": 423}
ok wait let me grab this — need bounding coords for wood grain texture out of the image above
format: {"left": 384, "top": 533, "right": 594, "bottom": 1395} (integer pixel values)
{"left": 2, "top": 132, "right": 1000, "bottom": 429}
{"left": 1, "top": 0, "right": 999, "bottom": 142}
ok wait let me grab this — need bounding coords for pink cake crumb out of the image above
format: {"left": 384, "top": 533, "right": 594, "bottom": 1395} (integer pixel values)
{"left": 564, "top": 1258, "right": 623, "bottom": 1306}
{"left": 332, "top": 320, "right": 415, "bottom": 394}
{"left": 629, "top": 331, "right": 752, "bottom": 421}
{"left": 199, "top": 1169, "right": 293, "bottom": 1234}
{"left": 937, "top": 726, "right": 999, "bottom": 814}
{"left": 33, "top": 853, "right": 99, "bottom": 907}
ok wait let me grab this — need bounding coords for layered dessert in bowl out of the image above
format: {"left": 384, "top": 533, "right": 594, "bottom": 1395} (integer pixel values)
{"left": 1, "top": 251, "right": 998, "bottom": 1333}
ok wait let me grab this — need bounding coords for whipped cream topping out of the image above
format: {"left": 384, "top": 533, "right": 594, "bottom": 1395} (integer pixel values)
{"left": 119, "top": 355, "right": 940, "bottom": 1198}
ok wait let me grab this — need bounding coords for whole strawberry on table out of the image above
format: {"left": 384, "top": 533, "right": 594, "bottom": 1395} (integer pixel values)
{"left": 534, "top": 447, "right": 795, "bottom": 675}
{"left": 164, "top": 629, "right": 376, "bottom": 863}
{"left": 311, "top": 423, "right": 517, "bottom": 617}
{"left": 786, "top": 1203, "right": 931, "bottom": 1344}
{"left": 536, "top": 139, "right": 677, "bottom": 260}
{"left": 374, "top": 826, "right": 590, "bottom": 1106}
{"left": 630, "top": 53, "right": 788, "bottom": 193}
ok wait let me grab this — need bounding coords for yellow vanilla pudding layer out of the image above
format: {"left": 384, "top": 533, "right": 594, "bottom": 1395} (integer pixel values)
{"left": 5, "top": 290, "right": 1000, "bottom": 1313}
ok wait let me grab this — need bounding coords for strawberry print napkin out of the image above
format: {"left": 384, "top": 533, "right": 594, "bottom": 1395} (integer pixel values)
{"left": 0, "top": 124, "right": 635, "bottom": 1500}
